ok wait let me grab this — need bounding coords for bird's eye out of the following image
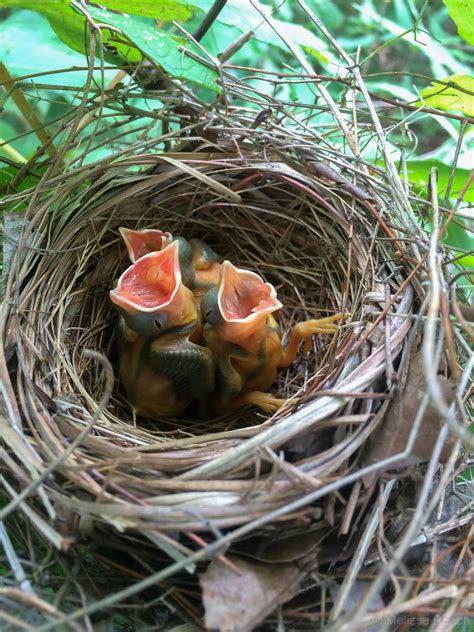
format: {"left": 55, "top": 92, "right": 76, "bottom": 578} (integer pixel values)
{"left": 154, "top": 319, "right": 162, "bottom": 330}
{"left": 205, "top": 309, "right": 213, "bottom": 319}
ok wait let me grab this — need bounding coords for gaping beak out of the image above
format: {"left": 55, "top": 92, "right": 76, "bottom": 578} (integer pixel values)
{"left": 218, "top": 261, "right": 282, "bottom": 324}
{"left": 119, "top": 227, "right": 172, "bottom": 263}
{"left": 110, "top": 241, "right": 181, "bottom": 314}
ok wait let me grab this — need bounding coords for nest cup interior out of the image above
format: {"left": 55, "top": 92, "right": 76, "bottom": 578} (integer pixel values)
{"left": 67, "top": 162, "right": 366, "bottom": 433}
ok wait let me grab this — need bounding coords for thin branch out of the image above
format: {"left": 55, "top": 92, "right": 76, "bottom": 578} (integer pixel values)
{"left": 192, "top": 0, "right": 227, "bottom": 42}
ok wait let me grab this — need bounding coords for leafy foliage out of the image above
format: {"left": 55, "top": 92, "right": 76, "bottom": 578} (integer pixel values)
{"left": 419, "top": 74, "right": 474, "bottom": 116}
{"left": 406, "top": 159, "right": 474, "bottom": 203}
{"left": 1, "top": 0, "right": 472, "bottom": 218}
{"left": 83, "top": 5, "right": 220, "bottom": 92}
{"left": 2, "top": 0, "right": 219, "bottom": 91}
{"left": 443, "top": 0, "right": 474, "bottom": 45}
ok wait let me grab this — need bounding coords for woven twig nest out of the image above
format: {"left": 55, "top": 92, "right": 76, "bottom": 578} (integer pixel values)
{"left": 4, "top": 130, "right": 423, "bottom": 542}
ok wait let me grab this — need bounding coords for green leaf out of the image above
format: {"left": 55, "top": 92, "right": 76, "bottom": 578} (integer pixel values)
{"left": 405, "top": 159, "right": 474, "bottom": 203}
{"left": 0, "top": 163, "right": 44, "bottom": 195}
{"left": 2, "top": 0, "right": 218, "bottom": 91}
{"left": 95, "top": 1, "right": 194, "bottom": 21}
{"left": 84, "top": 5, "right": 220, "bottom": 92}
{"left": 418, "top": 74, "right": 474, "bottom": 116}
{"left": 442, "top": 220, "right": 473, "bottom": 253}
{"left": 443, "top": 0, "right": 474, "bottom": 46}
{"left": 454, "top": 254, "right": 474, "bottom": 269}
{"left": 303, "top": 47, "right": 329, "bottom": 65}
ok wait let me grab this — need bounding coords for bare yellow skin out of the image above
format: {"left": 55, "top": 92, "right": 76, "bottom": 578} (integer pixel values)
{"left": 204, "top": 312, "right": 343, "bottom": 413}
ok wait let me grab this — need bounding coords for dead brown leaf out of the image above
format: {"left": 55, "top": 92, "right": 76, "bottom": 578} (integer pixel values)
{"left": 363, "top": 352, "right": 457, "bottom": 485}
{"left": 200, "top": 553, "right": 310, "bottom": 631}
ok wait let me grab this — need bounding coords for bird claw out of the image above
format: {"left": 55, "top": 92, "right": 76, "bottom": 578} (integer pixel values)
{"left": 298, "top": 313, "right": 349, "bottom": 353}
{"left": 240, "top": 391, "right": 299, "bottom": 413}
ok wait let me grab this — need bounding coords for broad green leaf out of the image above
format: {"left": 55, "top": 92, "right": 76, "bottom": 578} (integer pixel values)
{"left": 85, "top": 5, "right": 220, "bottom": 92}
{"left": 418, "top": 74, "right": 474, "bottom": 116}
{"left": 96, "top": 1, "right": 193, "bottom": 21}
{"left": 1, "top": 1, "right": 198, "bottom": 67}
{"left": 442, "top": 220, "right": 473, "bottom": 253}
{"left": 443, "top": 0, "right": 474, "bottom": 46}
{"left": 405, "top": 159, "right": 474, "bottom": 203}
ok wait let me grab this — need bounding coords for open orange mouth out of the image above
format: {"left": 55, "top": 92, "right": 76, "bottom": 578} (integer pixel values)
{"left": 110, "top": 241, "right": 180, "bottom": 312}
{"left": 119, "top": 227, "right": 172, "bottom": 263}
{"left": 218, "top": 262, "right": 282, "bottom": 322}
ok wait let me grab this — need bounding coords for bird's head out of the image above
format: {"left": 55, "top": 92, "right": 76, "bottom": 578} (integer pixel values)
{"left": 201, "top": 261, "right": 282, "bottom": 342}
{"left": 110, "top": 241, "right": 196, "bottom": 337}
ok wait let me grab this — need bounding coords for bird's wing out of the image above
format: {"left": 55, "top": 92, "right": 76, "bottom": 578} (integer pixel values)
{"left": 149, "top": 338, "right": 215, "bottom": 401}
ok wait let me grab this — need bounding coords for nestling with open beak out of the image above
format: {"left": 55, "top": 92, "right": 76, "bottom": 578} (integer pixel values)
{"left": 119, "top": 227, "right": 221, "bottom": 300}
{"left": 110, "top": 240, "right": 214, "bottom": 417}
{"left": 201, "top": 261, "right": 343, "bottom": 413}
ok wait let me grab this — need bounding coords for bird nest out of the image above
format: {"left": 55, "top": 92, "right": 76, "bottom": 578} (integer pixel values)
{"left": 2, "top": 117, "right": 470, "bottom": 627}
{"left": 3, "top": 134, "right": 420, "bottom": 526}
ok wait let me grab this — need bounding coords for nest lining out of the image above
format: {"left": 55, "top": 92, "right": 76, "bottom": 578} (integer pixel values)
{"left": 5, "top": 146, "right": 418, "bottom": 537}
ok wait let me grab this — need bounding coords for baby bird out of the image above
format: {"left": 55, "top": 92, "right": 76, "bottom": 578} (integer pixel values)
{"left": 201, "top": 261, "right": 343, "bottom": 413}
{"left": 110, "top": 241, "right": 214, "bottom": 417}
{"left": 119, "top": 227, "right": 221, "bottom": 299}
{"left": 188, "top": 236, "right": 222, "bottom": 299}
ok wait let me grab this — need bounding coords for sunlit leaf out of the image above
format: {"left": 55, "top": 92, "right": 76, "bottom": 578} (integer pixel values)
{"left": 418, "top": 74, "right": 474, "bottom": 116}
{"left": 85, "top": 5, "right": 220, "bottom": 92}
{"left": 304, "top": 47, "right": 329, "bottom": 65}
{"left": 443, "top": 0, "right": 474, "bottom": 46}
{"left": 455, "top": 254, "right": 474, "bottom": 269}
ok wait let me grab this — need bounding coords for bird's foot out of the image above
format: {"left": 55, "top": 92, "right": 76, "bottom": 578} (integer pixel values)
{"left": 235, "top": 391, "right": 299, "bottom": 413}
{"left": 296, "top": 313, "right": 347, "bottom": 353}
